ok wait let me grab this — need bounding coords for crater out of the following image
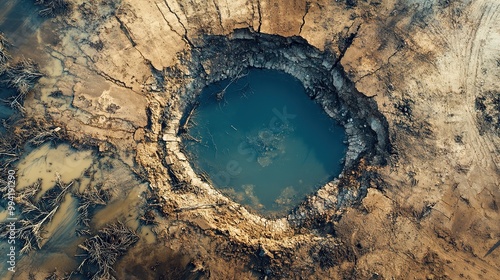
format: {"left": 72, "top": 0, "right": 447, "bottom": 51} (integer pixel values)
{"left": 182, "top": 68, "right": 347, "bottom": 215}
{"left": 162, "top": 29, "right": 390, "bottom": 219}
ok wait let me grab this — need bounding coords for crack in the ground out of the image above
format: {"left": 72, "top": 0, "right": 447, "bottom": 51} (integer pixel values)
{"left": 155, "top": 2, "right": 185, "bottom": 42}
{"left": 163, "top": 0, "right": 196, "bottom": 49}
{"left": 334, "top": 22, "right": 361, "bottom": 68}
{"left": 355, "top": 48, "right": 400, "bottom": 83}
{"left": 299, "top": 2, "right": 311, "bottom": 35}
{"left": 45, "top": 46, "right": 79, "bottom": 80}
{"left": 73, "top": 40, "right": 136, "bottom": 91}
{"left": 114, "top": 15, "right": 136, "bottom": 47}
{"left": 114, "top": 15, "right": 152, "bottom": 65}
{"left": 212, "top": 0, "right": 225, "bottom": 33}
{"left": 60, "top": 107, "right": 139, "bottom": 133}
{"left": 97, "top": 70, "right": 133, "bottom": 89}
{"left": 256, "top": 0, "right": 262, "bottom": 32}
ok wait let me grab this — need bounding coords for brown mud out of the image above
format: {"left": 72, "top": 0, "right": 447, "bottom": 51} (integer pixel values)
{"left": 0, "top": 0, "right": 499, "bottom": 279}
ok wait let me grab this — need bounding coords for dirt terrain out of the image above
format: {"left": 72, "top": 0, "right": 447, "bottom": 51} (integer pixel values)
{"left": 3, "top": 0, "right": 500, "bottom": 279}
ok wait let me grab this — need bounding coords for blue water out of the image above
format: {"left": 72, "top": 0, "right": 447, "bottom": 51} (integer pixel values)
{"left": 184, "top": 69, "right": 347, "bottom": 214}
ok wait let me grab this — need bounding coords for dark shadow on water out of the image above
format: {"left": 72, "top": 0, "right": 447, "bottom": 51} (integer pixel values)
{"left": 183, "top": 68, "right": 347, "bottom": 216}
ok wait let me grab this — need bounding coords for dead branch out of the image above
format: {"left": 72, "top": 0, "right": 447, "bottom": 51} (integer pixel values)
{"left": 34, "top": 0, "right": 71, "bottom": 17}
{"left": 28, "top": 128, "right": 59, "bottom": 146}
{"left": 1, "top": 204, "right": 60, "bottom": 255}
{"left": 0, "top": 32, "right": 10, "bottom": 49}
{"left": 0, "top": 119, "right": 59, "bottom": 179}
{"left": 182, "top": 133, "right": 201, "bottom": 143}
{"left": 0, "top": 176, "right": 72, "bottom": 255}
{"left": 51, "top": 173, "right": 73, "bottom": 207}
{"left": 44, "top": 269, "right": 58, "bottom": 280}
{"left": 179, "top": 101, "right": 199, "bottom": 134}
{"left": 76, "top": 221, "right": 139, "bottom": 280}
{"left": 3, "top": 58, "right": 43, "bottom": 111}
{"left": 0, "top": 35, "right": 43, "bottom": 112}
{"left": 74, "top": 183, "right": 111, "bottom": 228}
{"left": 215, "top": 68, "right": 248, "bottom": 101}
{"left": 15, "top": 179, "right": 43, "bottom": 215}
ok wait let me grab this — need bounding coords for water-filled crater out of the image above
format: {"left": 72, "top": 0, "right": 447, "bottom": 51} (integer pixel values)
{"left": 165, "top": 29, "right": 390, "bottom": 217}
{"left": 183, "top": 68, "right": 347, "bottom": 214}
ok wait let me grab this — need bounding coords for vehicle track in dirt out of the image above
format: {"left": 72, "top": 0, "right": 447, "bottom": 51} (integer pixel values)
{"left": 459, "top": 2, "right": 499, "bottom": 171}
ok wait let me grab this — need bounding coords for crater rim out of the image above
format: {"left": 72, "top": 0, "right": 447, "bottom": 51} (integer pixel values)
{"left": 160, "top": 28, "right": 390, "bottom": 221}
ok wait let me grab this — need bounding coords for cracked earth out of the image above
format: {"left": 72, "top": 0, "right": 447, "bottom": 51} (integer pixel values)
{"left": 3, "top": 0, "right": 500, "bottom": 279}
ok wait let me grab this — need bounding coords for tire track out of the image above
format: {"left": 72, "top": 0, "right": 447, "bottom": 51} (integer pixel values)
{"left": 457, "top": 2, "right": 499, "bottom": 171}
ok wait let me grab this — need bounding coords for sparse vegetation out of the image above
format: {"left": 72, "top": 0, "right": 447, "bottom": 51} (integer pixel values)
{"left": 0, "top": 33, "right": 44, "bottom": 111}
{"left": 475, "top": 91, "right": 500, "bottom": 135}
{"left": 309, "top": 241, "right": 356, "bottom": 269}
{"left": 0, "top": 118, "right": 60, "bottom": 178}
{"left": 105, "top": 103, "right": 121, "bottom": 114}
{"left": 395, "top": 98, "right": 414, "bottom": 119}
{"left": 48, "top": 90, "right": 64, "bottom": 98}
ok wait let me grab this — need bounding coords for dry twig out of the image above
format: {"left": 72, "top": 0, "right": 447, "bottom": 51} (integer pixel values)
{"left": 4, "top": 58, "right": 43, "bottom": 110}
{"left": 0, "top": 176, "right": 73, "bottom": 254}
{"left": 215, "top": 68, "right": 248, "bottom": 101}
{"left": 74, "top": 184, "right": 110, "bottom": 229}
{"left": 76, "top": 221, "right": 139, "bottom": 280}
{"left": 34, "top": 0, "right": 71, "bottom": 17}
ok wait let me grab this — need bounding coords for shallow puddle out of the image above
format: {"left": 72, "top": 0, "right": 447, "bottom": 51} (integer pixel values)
{"left": 183, "top": 68, "right": 347, "bottom": 214}
{"left": 0, "top": 143, "right": 155, "bottom": 279}
{"left": 15, "top": 143, "right": 94, "bottom": 196}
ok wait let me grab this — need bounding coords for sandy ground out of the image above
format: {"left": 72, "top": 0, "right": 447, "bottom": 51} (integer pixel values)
{"left": 5, "top": 0, "right": 499, "bottom": 278}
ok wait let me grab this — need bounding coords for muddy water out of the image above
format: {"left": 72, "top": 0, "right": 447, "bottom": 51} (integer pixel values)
{"left": 183, "top": 68, "right": 347, "bottom": 215}
{"left": 0, "top": 143, "right": 89, "bottom": 279}
{"left": 0, "top": 143, "right": 155, "bottom": 279}
{"left": 0, "top": 2, "right": 157, "bottom": 278}
{"left": 12, "top": 194, "right": 82, "bottom": 279}
{"left": 15, "top": 143, "right": 94, "bottom": 195}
